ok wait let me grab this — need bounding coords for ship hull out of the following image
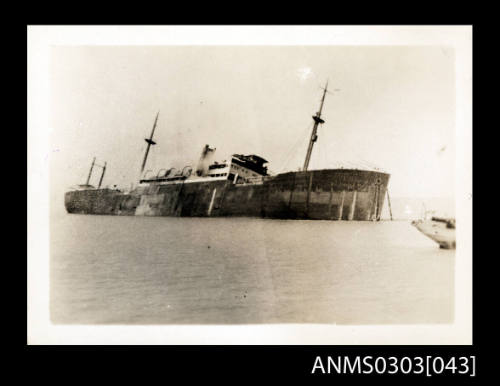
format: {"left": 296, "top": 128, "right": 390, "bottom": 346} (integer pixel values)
{"left": 65, "top": 169, "right": 390, "bottom": 221}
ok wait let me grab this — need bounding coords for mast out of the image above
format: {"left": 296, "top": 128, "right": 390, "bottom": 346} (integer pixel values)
{"left": 85, "top": 157, "right": 96, "bottom": 185}
{"left": 140, "top": 111, "right": 159, "bottom": 175}
{"left": 98, "top": 161, "right": 107, "bottom": 189}
{"left": 303, "top": 81, "right": 328, "bottom": 172}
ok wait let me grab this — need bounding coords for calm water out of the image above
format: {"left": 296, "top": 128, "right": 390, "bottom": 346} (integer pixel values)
{"left": 50, "top": 215, "right": 454, "bottom": 324}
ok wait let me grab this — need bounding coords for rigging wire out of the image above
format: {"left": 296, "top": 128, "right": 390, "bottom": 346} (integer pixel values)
{"left": 149, "top": 144, "right": 156, "bottom": 173}
{"left": 277, "top": 121, "right": 314, "bottom": 173}
{"left": 284, "top": 122, "right": 314, "bottom": 172}
{"left": 359, "top": 157, "right": 385, "bottom": 172}
{"left": 132, "top": 143, "right": 146, "bottom": 185}
{"left": 315, "top": 124, "right": 330, "bottom": 170}
{"left": 322, "top": 127, "right": 329, "bottom": 168}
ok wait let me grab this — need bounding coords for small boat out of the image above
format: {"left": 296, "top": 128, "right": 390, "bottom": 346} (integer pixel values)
{"left": 412, "top": 217, "right": 456, "bottom": 249}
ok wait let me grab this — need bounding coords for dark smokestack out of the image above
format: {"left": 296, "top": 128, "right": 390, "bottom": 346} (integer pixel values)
{"left": 195, "top": 144, "right": 216, "bottom": 177}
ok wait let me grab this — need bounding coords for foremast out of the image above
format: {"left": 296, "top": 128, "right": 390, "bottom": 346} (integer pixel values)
{"left": 303, "top": 81, "right": 328, "bottom": 172}
{"left": 140, "top": 111, "right": 160, "bottom": 175}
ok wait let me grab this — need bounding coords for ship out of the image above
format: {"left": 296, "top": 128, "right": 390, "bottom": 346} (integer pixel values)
{"left": 65, "top": 82, "right": 391, "bottom": 221}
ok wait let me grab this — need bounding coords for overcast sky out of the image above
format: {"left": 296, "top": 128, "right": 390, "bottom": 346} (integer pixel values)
{"left": 50, "top": 45, "right": 455, "bottom": 200}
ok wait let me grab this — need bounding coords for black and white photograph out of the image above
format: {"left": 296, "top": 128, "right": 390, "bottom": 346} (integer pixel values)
{"left": 28, "top": 26, "right": 472, "bottom": 345}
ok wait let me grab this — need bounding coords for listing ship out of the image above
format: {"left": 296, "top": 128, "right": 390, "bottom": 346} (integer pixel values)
{"left": 65, "top": 83, "right": 390, "bottom": 221}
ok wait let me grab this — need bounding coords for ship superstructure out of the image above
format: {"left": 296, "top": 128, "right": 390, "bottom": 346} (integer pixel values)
{"left": 139, "top": 147, "right": 268, "bottom": 186}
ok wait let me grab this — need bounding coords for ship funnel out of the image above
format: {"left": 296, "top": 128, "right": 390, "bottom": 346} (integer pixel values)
{"left": 195, "top": 144, "right": 216, "bottom": 177}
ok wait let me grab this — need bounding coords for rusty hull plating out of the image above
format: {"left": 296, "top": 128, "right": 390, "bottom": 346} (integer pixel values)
{"left": 65, "top": 168, "right": 390, "bottom": 221}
